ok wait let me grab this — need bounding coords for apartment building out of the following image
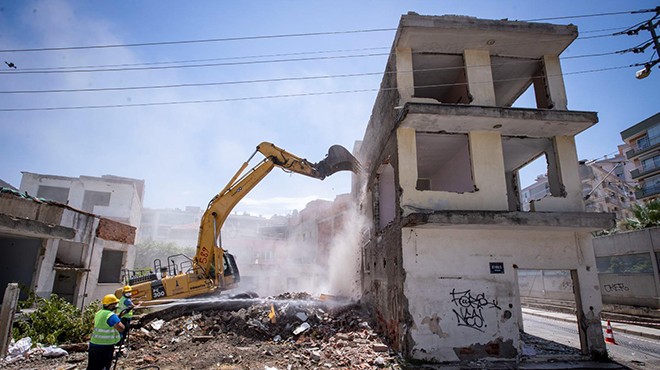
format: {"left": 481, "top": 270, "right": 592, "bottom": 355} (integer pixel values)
{"left": 521, "top": 154, "right": 639, "bottom": 221}
{"left": 621, "top": 112, "right": 660, "bottom": 202}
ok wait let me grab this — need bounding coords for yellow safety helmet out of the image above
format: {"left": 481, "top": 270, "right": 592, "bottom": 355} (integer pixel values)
{"left": 102, "top": 294, "right": 119, "bottom": 306}
{"left": 122, "top": 285, "right": 132, "bottom": 293}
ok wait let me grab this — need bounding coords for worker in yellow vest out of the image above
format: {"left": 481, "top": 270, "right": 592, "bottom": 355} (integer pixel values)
{"left": 117, "top": 285, "right": 139, "bottom": 343}
{"left": 87, "top": 294, "right": 124, "bottom": 370}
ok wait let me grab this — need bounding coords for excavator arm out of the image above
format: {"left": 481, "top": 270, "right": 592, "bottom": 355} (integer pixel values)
{"left": 194, "top": 142, "right": 360, "bottom": 289}
{"left": 118, "top": 142, "right": 359, "bottom": 304}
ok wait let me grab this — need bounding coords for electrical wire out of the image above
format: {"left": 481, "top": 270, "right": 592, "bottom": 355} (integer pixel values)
{"left": 0, "top": 31, "right": 630, "bottom": 76}
{"left": 0, "top": 64, "right": 638, "bottom": 112}
{"left": 9, "top": 46, "right": 393, "bottom": 72}
{"left": 523, "top": 9, "right": 653, "bottom": 22}
{"left": 0, "top": 28, "right": 398, "bottom": 53}
{"left": 0, "top": 51, "right": 391, "bottom": 74}
{"left": 0, "top": 24, "right": 628, "bottom": 73}
{"left": 0, "top": 54, "right": 624, "bottom": 95}
{"left": 0, "top": 8, "right": 651, "bottom": 54}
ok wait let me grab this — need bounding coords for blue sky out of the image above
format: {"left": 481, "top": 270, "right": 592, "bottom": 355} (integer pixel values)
{"left": 0, "top": 1, "right": 658, "bottom": 216}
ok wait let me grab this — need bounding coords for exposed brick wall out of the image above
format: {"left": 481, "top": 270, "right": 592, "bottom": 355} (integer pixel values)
{"left": 96, "top": 217, "right": 136, "bottom": 244}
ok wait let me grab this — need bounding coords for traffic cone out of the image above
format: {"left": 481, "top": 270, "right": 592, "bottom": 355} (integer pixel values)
{"left": 605, "top": 320, "right": 617, "bottom": 345}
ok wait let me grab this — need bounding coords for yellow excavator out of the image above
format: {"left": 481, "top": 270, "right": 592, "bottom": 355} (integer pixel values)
{"left": 116, "top": 142, "right": 359, "bottom": 304}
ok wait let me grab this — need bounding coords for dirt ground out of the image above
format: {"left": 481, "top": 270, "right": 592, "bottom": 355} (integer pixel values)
{"left": 3, "top": 293, "right": 403, "bottom": 370}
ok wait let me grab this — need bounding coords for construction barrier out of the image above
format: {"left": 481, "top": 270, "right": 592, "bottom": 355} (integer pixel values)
{"left": 605, "top": 320, "right": 617, "bottom": 345}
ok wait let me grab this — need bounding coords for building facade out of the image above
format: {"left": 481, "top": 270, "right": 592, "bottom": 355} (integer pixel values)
{"left": 0, "top": 187, "right": 136, "bottom": 308}
{"left": 8, "top": 172, "right": 144, "bottom": 307}
{"left": 355, "top": 13, "right": 614, "bottom": 362}
{"left": 621, "top": 112, "right": 660, "bottom": 202}
{"left": 521, "top": 154, "right": 639, "bottom": 221}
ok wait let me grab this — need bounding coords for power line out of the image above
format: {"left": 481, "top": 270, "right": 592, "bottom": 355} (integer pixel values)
{"left": 0, "top": 28, "right": 397, "bottom": 54}
{"left": 0, "top": 54, "right": 623, "bottom": 95}
{"left": 523, "top": 8, "right": 657, "bottom": 22}
{"left": 0, "top": 26, "right": 628, "bottom": 73}
{"left": 0, "top": 32, "right": 628, "bottom": 76}
{"left": 0, "top": 8, "right": 651, "bottom": 54}
{"left": 11, "top": 47, "right": 393, "bottom": 72}
{"left": 0, "top": 64, "right": 637, "bottom": 112}
{"left": 0, "top": 51, "right": 391, "bottom": 75}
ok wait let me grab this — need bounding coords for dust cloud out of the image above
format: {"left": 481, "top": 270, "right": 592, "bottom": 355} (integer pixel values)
{"left": 325, "top": 205, "right": 368, "bottom": 299}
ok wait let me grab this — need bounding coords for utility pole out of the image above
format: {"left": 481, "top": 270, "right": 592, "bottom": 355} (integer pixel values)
{"left": 620, "top": 7, "right": 660, "bottom": 79}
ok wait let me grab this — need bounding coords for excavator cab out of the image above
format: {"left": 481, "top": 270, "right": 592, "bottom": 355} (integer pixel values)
{"left": 221, "top": 251, "right": 240, "bottom": 287}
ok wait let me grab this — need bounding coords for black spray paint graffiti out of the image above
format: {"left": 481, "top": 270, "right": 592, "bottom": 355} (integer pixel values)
{"left": 603, "top": 283, "right": 630, "bottom": 292}
{"left": 450, "top": 288, "right": 501, "bottom": 332}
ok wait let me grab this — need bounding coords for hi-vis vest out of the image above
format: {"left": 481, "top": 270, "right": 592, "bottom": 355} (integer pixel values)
{"left": 90, "top": 309, "right": 120, "bottom": 345}
{"left": 118, "top": 296, "right": 133, "bottom": 319}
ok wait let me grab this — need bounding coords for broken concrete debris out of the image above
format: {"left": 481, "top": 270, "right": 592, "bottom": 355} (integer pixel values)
{"left": 3, "top": 292, "right": 400, "bottom": 370}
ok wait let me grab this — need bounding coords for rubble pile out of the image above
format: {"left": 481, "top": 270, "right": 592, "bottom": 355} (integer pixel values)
{"left": 130, "top": 293, "right": 399, "bottom": 369}
{"left": 3, "top": 293, "right": 403, "bottom": 370}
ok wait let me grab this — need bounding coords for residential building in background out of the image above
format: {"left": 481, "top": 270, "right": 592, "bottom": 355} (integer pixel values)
{"left": 621, "top": 112, "right": 660, "bottom": 202}
{"left": 521, "top": 154, "right": 639, "bottom": 221}
{"left": 139, "top": 206, "right": 203, "bottom": 245}
{"left": 580, "top": 154, "right": 639, "bottom": 220}
{"left": 520, "top": 174, "right": 550, "bottom": 211}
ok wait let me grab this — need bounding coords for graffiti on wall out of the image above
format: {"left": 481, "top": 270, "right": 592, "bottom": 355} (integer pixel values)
{"left": 603, "top": 283, "right": 630, "bottom": 292}
{"left": 450, "top": 288, "right": 501, "bottom": 332}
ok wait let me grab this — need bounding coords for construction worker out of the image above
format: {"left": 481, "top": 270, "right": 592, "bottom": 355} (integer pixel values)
{"left": 87, "top": 294, "right": 124, "bottom": 370}
{"left": 117, "top": 285, "right": 138, "bottom": 343}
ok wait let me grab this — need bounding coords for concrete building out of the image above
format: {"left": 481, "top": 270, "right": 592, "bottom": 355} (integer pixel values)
{"left": 521, "top": 154, "right": 639, "bottom": 221}
{"left": 580, "top": 154, "right": 639, "bottom": 221}
{"left": 282, "top": 194, "right": 353, "bottom": 293}
{"left": 621, "top": 112, "right": 660, "bottom": 202}
{"left": 354, "top": 13, "right": 615, "bottom": 363}
{"left": 5, "top": 172, "right": 144, "bottom": 307}
{"left": 20, "top": 172, "right": 144, "bottom": 229}
{"left": 0, "top": 187, "right": 136, "bottom": 308}
{"left": 520, "top": 174, "right": 550, "bottom": 211}
{"left": 139, "top": 206, "right": 203, "bottom": 244}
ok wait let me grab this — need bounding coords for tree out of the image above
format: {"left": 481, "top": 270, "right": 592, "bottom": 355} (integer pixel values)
{"left": 620, "top": 199, "right": 660, "bottom": 231}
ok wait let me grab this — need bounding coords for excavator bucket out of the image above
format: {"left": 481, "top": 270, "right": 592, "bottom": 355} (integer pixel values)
{"left": 314, "top": 145, "right": 361, "bottom": 178}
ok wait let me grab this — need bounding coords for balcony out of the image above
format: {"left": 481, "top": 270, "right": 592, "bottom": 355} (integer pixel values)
{"left": 626, "top": 140, "right": 660, "bottom": 160}
{"left": 631, "top": 161, "right": 660, "bottom": 180}
{"left": 635, "top": 183, "right": 660, "bottom": 200}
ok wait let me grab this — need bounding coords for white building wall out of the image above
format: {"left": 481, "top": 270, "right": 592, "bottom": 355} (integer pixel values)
{"left": 398, "top": 127, "right": 509, "bottom": 214}
{"left": 402, "top": 227, "right": 600, "bottom": 362}
{"left": 17, "top": 173, "right": 139, "bottom": 307}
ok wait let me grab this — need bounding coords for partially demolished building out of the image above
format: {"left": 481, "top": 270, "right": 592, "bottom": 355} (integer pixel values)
{"left": 355, "top": 13, "right": 615, "bottom": 362}
{"left": 0, "top": 173, "right": 142, "bottom": 308}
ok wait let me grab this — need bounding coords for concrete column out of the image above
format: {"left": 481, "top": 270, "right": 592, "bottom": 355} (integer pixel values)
{"left": 397, "top": 127, "right": 419, "bottom": 189}
{"left": 533, "top": 55, "right": 568, "bottom": 110}
{"left": 34, "top": 239, "right": 59, "bottom": 298}
{"left": 505, "top": 170, "right": 521, "bottom": 211}
{"left": 554, "top": 136, "right": 584, "bottom": 207}
{"left": 463, "top": 49, "right": 496, "bottom": 106}
{"left": 396, "top": 48, "right": 415, "bottom": 105}
{"left": 469, "top": 131, "right": 507, "bottom": 200}
{"left": 572, "top": 232, "right": 607, "bottom": 360}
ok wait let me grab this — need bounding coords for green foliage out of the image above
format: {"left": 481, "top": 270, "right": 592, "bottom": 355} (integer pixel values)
{"left": 13, "top": 294, "right": 97, "bottom": 345}
{"left": 620, "top": 199, "right": 660, "bottom": 231}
